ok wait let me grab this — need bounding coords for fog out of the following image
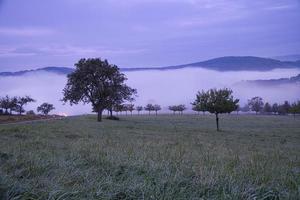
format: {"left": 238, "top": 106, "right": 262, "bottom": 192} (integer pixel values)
{"left": 0, "top": 68, "right": 299, "bottom": 115}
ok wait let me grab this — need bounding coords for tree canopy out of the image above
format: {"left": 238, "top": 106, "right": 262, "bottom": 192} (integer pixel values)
{"left": 62, "top": 58, "right": 136, "bottom": 121}
{"left": 37, "top": 103, "right": 55, "bottom": 115}
{"left": 193, "top": 88, "right": 239, "bottom": 131}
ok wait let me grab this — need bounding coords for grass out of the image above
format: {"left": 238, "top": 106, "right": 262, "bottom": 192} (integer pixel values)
{"left": 0, "top": 114, "right": 299, "bottom": 199}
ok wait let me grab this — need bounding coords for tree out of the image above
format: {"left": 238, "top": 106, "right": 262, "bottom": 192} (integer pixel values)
{"left": 136, "top": 106, "right": 143, "bottom": 115}
{"left": 168, "top": 105, "right": 177, "bottom": 114}
{"left": 278, "top": 101, "right": 291, "bottom": 115}
{"left": 124, "top": 104, "right": 134, "bottom": 115}
{"left": 272, "top": 103, "right": 279, "bottom": 114}
{"left": 0, "top": 95, "right": 12, "bottom": 114}
{"left": 14, "top": 96, "right": 35, "bottom": 115}
{"left": 263, "top": 102, "right": 272, "bottom": 114}
{"left": 37, "top": 103, "right": 55, "bottom": 115}
{"left": 193, "top": 88, "right": 239, "bottom": 131}
{"left": 248, "top": 96, "right": 263, "bottom": 114}
{"left": 144, "top": 104, "right": 154, "bottom": 115}
{"left": 153, "top": 104, "right": 161, "bottom": 115}
{"left": 289, "top": 101, "right": 300, "bottom": 118}
{"left": 177, "top": 104, "right": 186, "bottom": 115}
{"left": 62, "top": 58, "right": 136, "bottom": 122}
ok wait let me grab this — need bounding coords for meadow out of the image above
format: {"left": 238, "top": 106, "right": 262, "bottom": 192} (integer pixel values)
{"left": 0, "top": 114, "right": 299, "bottom": 199}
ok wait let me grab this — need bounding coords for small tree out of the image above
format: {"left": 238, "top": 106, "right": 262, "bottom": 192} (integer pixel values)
{"left": 272, "top": 103, "right": 279, "bottom": 115}
{"left": 177, "top": 104, "right": 186, "bottom": 115}
{"left": 153, "top": 104, "right": 161, "bottom": 115}
{"left": 193, "top": 88, "right": 239, "bottom": 131}
{"left": 14, "top": 96, "right": 36, "bottom": 115}
{"left": 136, "top": 106, "right": 143, "bottom": 115}
{"left": 37, "top": 103, "right": 55, "bottom": 115}
{"left": 263, "top": 102, "right": 272, "bottom": 114}
{"left": 0, "top": 95, "right": 11, "bottom": 114}
{"left": 168, "top": 105, "right": 177, "bottom": 114}
{"left": 126, "top": 104, "right": 135, "bottom": 115}
{"left": 144, "top": 104, "right": 154, "bottom": 115}
{"left": 278, "top": 101, "right": 291, "bottom": 115}
{"left": 289, "top": 101, "right": 300, "bottom": 118}
{"left": 248, "top": 96, "right": 264, "bottom": 114}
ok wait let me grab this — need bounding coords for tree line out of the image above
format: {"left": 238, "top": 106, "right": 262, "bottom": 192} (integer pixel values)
{"left": 0, "top": 95, "right": 55, "bottom": 115}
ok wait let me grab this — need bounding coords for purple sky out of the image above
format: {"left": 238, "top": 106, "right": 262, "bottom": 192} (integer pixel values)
{"left": 0, "top": 0, "right": 299, "bottom": 71}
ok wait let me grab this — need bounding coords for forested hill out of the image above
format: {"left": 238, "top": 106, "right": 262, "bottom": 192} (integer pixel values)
{"left": 1, "top": 56, "right": 300, "bottom": 76}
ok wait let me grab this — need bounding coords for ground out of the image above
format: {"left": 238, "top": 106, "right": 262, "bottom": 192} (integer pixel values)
{"left": 0, "top": 114, "right": 63, "bottom": 124}
{"left": 0, "top": 114, "right": 299, "bottom": 199}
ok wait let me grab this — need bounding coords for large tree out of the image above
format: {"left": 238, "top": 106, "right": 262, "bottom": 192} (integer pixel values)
{"left": 37, "top": 103, "right": 55, "bottom": 115}
{"left": 193, "top": 88, "right": 239, "bottom": 131}
{"left": 63, "top": 58, "right": 136, "bottom": 121}
{"left": 248, "top": 96, "right": 264, "bottom": 114}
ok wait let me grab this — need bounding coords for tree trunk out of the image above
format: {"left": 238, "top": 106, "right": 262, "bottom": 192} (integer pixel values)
{"left": 109, "top": 109, "right": 113, "bottom": 117}
{"left": 97, "top": 109, "right": 103, "bottom": 122}
{"left": 215, "top": 113, "right": 219, "bottom": 131}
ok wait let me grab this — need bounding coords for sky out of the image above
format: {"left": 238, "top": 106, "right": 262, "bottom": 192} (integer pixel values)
{"left": 0, "top": 0, "right": 300, "bottom": 71}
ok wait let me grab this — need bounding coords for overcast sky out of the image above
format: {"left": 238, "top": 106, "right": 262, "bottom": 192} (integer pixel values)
{"left": 0, "top": 0, "right": 299, "bottom": 71}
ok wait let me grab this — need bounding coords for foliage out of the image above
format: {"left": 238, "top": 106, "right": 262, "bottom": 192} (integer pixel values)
{"left": 37, "top": 103, "right": 55, "bottom": 115}
{"left": 169, "top": 104, "right": 186, "bottom": 114}
{"left": 153, "top": 104, "right": 161, "bottom": 115}
{"left": 263, "top": 102, "right": 272, "bottom": 114}
{"left": 144, "top": 104, "right": 155, "bottom": 114}
{"left": 248, "top": 96, "right": 264, "bottom": 114}
{"left": 193, "top": 88, "right": 239, "bottom": 131}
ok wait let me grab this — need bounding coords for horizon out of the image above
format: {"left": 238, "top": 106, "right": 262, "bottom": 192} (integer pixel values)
{"left": 1, "top": 0, "right": 300, "bottom": 71}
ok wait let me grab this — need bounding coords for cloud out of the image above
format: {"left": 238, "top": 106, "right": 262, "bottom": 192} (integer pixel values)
{"left": 0, "top": 27, "right": 55, "bottom": 36}
{"left": 0, "top": 44, "right": 147, "bottom": 58}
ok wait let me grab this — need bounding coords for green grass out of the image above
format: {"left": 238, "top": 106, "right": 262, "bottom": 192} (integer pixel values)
{"left": 0, "top": 114, "right": 299, "bottom": 199}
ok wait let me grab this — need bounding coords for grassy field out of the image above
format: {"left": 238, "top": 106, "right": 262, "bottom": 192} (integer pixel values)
{"left": 0, "top": 114, "right": 299, "bottom": 199}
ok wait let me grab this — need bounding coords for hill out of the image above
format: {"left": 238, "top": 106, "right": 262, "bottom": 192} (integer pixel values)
{"left": 238, "top": 74, "right": 300, "bottom": 86}
{"left": 1, "top": 56, "right": 300, "bottom": 77}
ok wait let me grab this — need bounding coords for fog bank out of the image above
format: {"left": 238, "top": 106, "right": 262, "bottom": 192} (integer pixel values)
{"left": 0, "top": 68, "right": 299, "bottom": 115}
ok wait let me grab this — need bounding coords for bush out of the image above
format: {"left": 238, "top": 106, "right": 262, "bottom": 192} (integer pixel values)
{"left": 106, "top": 116, "right": 119, "bottom": 120}
{"left": 26, "top": 110, "right": 35, "bottom": 115}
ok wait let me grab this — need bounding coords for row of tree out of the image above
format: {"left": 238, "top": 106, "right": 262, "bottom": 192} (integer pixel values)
{"left": 240, "top": 97, "right": 300, "bottom": 116}
{"left": 0, "top": 95, "right": 55, "bottom": 115}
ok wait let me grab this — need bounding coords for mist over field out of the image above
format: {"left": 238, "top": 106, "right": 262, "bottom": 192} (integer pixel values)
{"left": 0, "top": 68, "right": 300, "bottom": 115}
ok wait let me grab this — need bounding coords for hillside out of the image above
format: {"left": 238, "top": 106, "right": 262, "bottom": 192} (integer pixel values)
{"left": 1, "top": 56, "right": 300, "bottom": 77}
{"left": 238, "top": 74, "right": 300, "bottom": 86}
